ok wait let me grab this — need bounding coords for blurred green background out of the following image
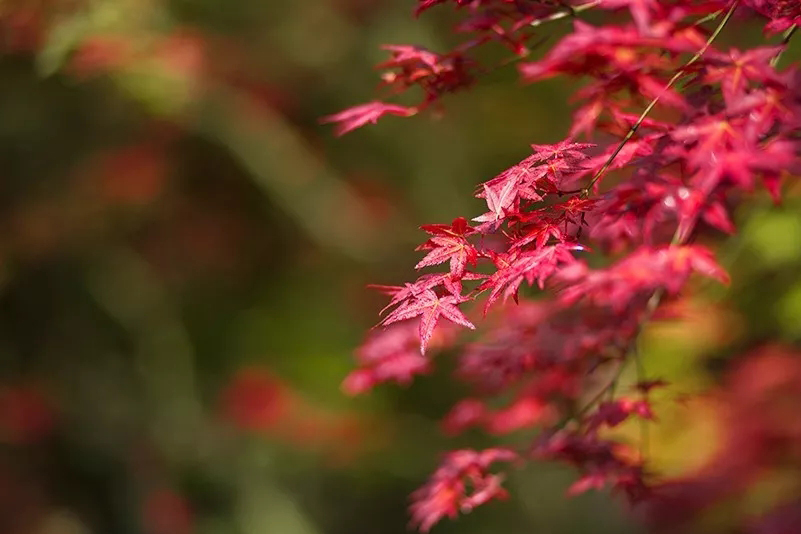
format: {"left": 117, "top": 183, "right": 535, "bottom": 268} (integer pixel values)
{"left": 0, "top": 2, "right": 800, "bottom": 534}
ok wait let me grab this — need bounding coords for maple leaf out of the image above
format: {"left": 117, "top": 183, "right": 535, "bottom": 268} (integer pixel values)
{"left": 671, "top": 114, "right": 743, "bottom": 174}
{"left": 321, "top": 101, "right": 417, "bottom": 136}
{"left": 414, "top": 0, "right": 449, "bottom": 16}
{"left": 550, "top": 197, "right": 599, "bottom": 222}
{"left": 380, "top": 44, "right": 442, "bottom": 70}
{"left": 416, "top": 217, "right": 479, "bottom": 278}
{"left": 598, "top": 0, "right": 662, "bottom": 35}
{"left": 512, "top": 214, "right": 566, "bottom": 250}
{"left": 744, "top": 0, "right": 801, "bottom": 33}
{"left": 570, "top": 95, "right": 606, "bottom": 139}
{"left": 479, "top": 244, "right": 579, "bottom": 312}
{"left": 344, "top": 320, "right": 430, "bottom": 394}
{"left": 669, "top": 245, "right": 731, "bottom": 286}
{"left": 376, "top": 43, "right": 475, "bottom": 100}
{"left": 700, "top": 199, "right": 736, "bottom": 234}
{"left": 703, "top": 46, "right": 785, "bottom": 106}
{"left": 441, "top": 398, "right": 487, "bottom": 435}
{"left": 473, "top": 183, "right": 513, "bottom": 230}
{"left": 726, "top": 85, "right": 797, "bottom": 138}
{"left": 410, "top": 448, "right": 517, "bottom": 532}
{"left": 475, "top": 162, "right": 545, "bottom": 218}
{"left": 381, "top": 289, "right": 475, "bottom": 354}
{"left": 518, "top": 20, "right": 689, "bottom": 82}
{"left": 587, "top": 398, "right": 654, "bottom": 432}
{"left": 370, "top": 274, "right": 448, "bottom": 313}
{"left": 529, "top": 141, "right": 597, "bottom": 163}
{"left": 416, "top": 236, "right": 479, "bottom": 278}
{"left": 556, "top": 245, "right": 730, "bottom": 310}
{"left": 420, "top": 216, "right": 475, "bottom": 237}
{"left": 369, "top": 271, "right": 486, "bottom": 314}
{"left": 485, "top": 395, "right": 551, "bottom": 434}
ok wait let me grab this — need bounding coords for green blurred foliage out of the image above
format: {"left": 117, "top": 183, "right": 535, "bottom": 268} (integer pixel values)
{"left": 0, "top": 1, "right": 799, "bottom": 534}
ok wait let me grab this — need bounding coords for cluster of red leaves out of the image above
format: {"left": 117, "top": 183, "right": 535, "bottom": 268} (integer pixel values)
{"left": 328, "top": 0, "right": 801, "bottom": 531}
{"left": 409, "top": 448, "right": 518, "bottom": 532}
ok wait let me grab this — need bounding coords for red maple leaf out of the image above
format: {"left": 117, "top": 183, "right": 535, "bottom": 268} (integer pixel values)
{"left": 321, "top": 101, "right": 417, "bottom": 136}
{"left": 598, "top": 0, "right": 662, "bottom": 35}
{"left": 703, "top": 46, "right": 784, "bottom": 106}
{"left": 381, "top": 289, "right": 475, "bottom": 354}
{"left": 479, "top": 244, "right": 579, "bottom": 311}
{"left": 415, "top": 217, "right": 479, "bottom": 278}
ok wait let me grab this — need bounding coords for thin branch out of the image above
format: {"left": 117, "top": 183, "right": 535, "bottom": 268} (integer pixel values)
{"left": 553, "top": 356, "right": 628, "bottom": 431}
{"left": 770, "top": 24, "right": 798, "bottom": 68}
{"left": 693, "top": 9, "right": 724, "bottom": 27}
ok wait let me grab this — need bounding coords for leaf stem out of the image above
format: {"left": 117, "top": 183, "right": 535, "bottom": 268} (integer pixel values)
{"left": 529, "top": 0, "right": 602, "bottom": 29}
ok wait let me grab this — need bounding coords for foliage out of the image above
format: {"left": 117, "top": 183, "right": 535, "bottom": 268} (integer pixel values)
{"left": 330, "top": 1, "right": 801, "bottom": 532}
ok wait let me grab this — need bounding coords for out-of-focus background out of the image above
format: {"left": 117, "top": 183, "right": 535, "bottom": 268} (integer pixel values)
{"left": 1, "top": 2, "right": 800, "bottom": 534}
